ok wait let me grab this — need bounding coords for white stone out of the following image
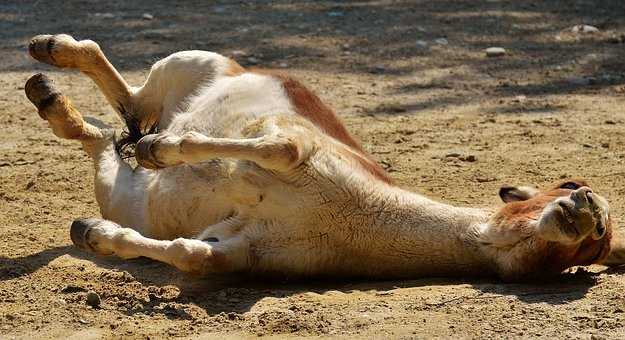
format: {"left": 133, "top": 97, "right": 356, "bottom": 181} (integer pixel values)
{"left": 572, "top": 25, "right": 599, "bottom": 33}
{"left": 485, "top": 47, "right": 506, "bottom": 57}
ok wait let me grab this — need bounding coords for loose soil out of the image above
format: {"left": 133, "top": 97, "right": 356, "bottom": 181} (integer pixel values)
{"left": 2, "top": 1, "right": 625, "bottom": 338}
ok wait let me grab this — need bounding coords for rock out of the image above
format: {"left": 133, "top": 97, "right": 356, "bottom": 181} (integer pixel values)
{"left": 142, "top": 13, "right": 154, "bottom": 20}
{"left": 61, "top": 285, "right": 87, "bottom": 293}
{"left": 605, "top": 120, "right": 616, "bottom": 125}
{"left": 445, "top": 152, "right": 461, "bottom": 158}
{"left": 566, "top": 76, "right": 596, "bottom": 86}
{"left": 606, "top": 35, "right": 625, "bottom": 44}
{"left": 278, "top": 62, "right": 288, "bottom": 68}
{"left": 94, "top": 13, "right": 115, "bottom": 19}
{"left": 371, "top": 65, "right": 386, "bottom": 74}
{"left": 571, "top": 24, "right": 599, "bottom": 34}
{"left": 513, "top": 95, "right": 527, "bottom": 103}
{"left": 463, "top": 155, "right": 477, "bottom": 162}
{"left": 230, "top": 50, "right": 247, "bottom": 57}
{"left": 86, "top": 291, "right": 101, "bottom": 308}
{"left": 485, "top": 47, "right": 506, "bottom": 57}
{"left": 246, "top": 57, "right": 259, "bottom": 65}
{"left": 434, "top": 38, "right": 448, "bottom": 45}
{"left": 416, "top": 40, "right": 428, "bottom": 48}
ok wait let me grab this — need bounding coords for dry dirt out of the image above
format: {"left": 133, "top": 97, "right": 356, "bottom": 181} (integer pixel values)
{"left": 2, "top": 1, "right": 625, "bottom": 339}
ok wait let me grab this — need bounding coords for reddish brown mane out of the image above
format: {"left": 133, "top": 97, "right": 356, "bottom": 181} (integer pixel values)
{"left": 277, "top": 74, "right": 392, "bottom": 184}
{"left": 223, "top": 62, "right": 392, "bottom": 184}
{"left": 247, "top": 69, "right": 392, "bottom": 184}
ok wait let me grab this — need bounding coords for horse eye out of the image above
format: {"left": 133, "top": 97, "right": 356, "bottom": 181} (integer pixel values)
{"left": 560, "top": 182, "right": 581, "bottom": 190}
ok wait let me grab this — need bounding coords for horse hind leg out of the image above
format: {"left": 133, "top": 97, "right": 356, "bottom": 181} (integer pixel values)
{"left": 70, "top": 218, "right": 249, "bottom": 274}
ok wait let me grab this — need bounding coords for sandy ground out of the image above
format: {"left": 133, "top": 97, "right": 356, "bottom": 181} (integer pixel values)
{"left": 2, "top": 0, "right": 625, "bottom": 338}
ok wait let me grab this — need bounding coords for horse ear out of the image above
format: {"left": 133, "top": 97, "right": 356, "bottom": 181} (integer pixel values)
{"left": 499, "top": 185, "right": 539, "bottom": 203}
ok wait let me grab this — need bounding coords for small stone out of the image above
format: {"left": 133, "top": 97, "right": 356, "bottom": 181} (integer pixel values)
{"left": 94, "top": 13, "right": 115, "bottom": 19}
{"left": 416, "top": 40, "right": 428, "bottom": 48}
{"left": 278, "top": 62, "right": 288, "bottom": 68}
{"left": 601, "top": 142, "right": 610, "bottom": 148}
{"left": 434, "top": 38, "right": 448, "bottom": 45}
{"left": 230, "top": 50, "right": 247, "bottom": 57}
{"left": 464, "top": 155, "right": 477, "bottom": 162}
{"left": 485, "top": 47, "right": 506, "bottom": 57}
{"left": 142, "top": 13, "right": 154, "bottom": 20}
{"left": 445, "top": 152, "right": 461, "bottom": 158}
{"left": 606, "top": 35, "right": 625, "bottom": 44}
{"left": 567, "top": 76, "right": 595, "bottom": 86}
{"left": 582, "top": 143, "right": 593, "bottom": 148}
{"left": 571, "top": 24, "right": 599, "bottom": 34}
{"left": 371, "top": 65, "right": 386, "bottom": 74}
{"left": 213, "top": 6, "right": 226, "bottom": 13}
{"left": 327, "top": 11, "right": 344, "bottom": 17}
{"left": 605, "top": 120, "right": 617, "bottom": 125}
{"left": 246, "top": 57, "right": 259, "bottom": 65}
{"left": 61, "top": 285, "right": 87, "bottom": 293}
{"left": 86, "top": 291, "right": 101, "bottom": 308}
{"left": 513, "top": 95, "right": 527, "bottom": 103}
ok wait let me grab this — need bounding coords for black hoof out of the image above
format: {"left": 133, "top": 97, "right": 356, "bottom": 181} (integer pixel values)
{"left": 25, "top": 73, "right": 61, "bottom": 116}
{"left": 70, "top": 218, "right": 98, "bottom": 252}
{"left": 28, "top": 34, "right": 56, "bottom": 65}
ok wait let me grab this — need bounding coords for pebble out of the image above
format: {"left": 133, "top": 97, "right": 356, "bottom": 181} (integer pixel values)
{"left": 142, "top": 13, "right": 154, "bottom": 20}
{"left": 246, "top": 57, "right": 259, "bottom": 65}
{"left": 94, "top": 13, "right": 115, "bottom": 19}
{"left": 86, "top": 291, "right": 101, "bottom": 308}
{"left": 607, "top": 34, "right": 625, "bottom": 44}
{"left": 567, "top": 76, "right": 596, "bottom": 86}
{"left": 230, "top": 50, "right": 248, "bottom": 57}
{"left": 462, "top": 155, "right": 477, "bottom": 162}
{"left": 513, "top": 95, "right": 527, "bottom": 103}
{"left": 372, "top": 65, "right": 386, "bottom": 74}
{"left": 327, "top": 11, "right": 345, "bottom": 17}
{"left": 571, "top": 24, "right": 599, "bottom": 34}
{"left": 416, "top": 40, "right": 428, "bottom": 48}
{"left": 434, "top": 38, "right": 448, "bottom": 45}
{"left": 485, "top": 47, "right": 506, "bottom": 57}
{"left": 61, "top": 285, "right": 86, "bottom": 293}
{"left": 213, "top": 6, "right": 226, "bottom": 13}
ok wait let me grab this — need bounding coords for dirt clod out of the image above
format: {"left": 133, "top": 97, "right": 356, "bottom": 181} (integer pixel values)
{"left": 86, "top": 291, "right": 101, "bottom": 308}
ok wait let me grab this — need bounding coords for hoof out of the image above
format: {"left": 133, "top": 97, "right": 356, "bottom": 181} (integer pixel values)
{"left": 25, "top": 73, "right": 61, "bottom": 117}
{"left": 28, "top": 34, "right": 57, "bottom": 65}
{"left": 70, "top": 218, "right": 99, "bottom": 252}
{"left": 136, "top": 134, "right": 164, "bottom": 170}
